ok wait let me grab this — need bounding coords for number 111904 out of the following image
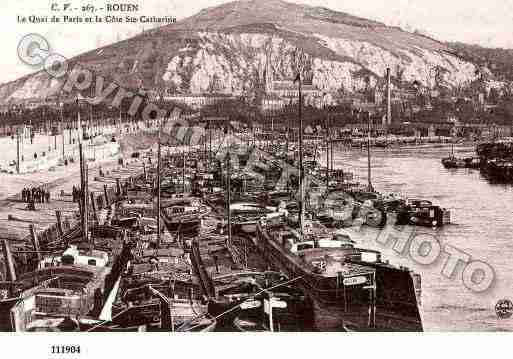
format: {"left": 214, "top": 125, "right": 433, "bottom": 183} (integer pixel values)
{"left": 51, "top": 345, "right": 81, "bottom": 354}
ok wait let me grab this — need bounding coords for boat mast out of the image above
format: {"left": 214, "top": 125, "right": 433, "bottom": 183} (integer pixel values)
{"left": 157, "top": 116, "right": 162, "bottom": 248}
{"left": 79, "top": 142, "right": 89, "bottom": 248}
{"left": 367, "top": 111, "right": 373, "bottom": 192}
{"left": 16, "top": 128, "right": 20, "bottom": 174}
{"left": 1, "top": 240, "right": 17, "bottom": 297}
{"left": 271, "top": 106, "right": 275, "bottom": 151}
{"left": 77, "top": 98, "right": 82, "bottom": 143}
{"left": 386, "top": 67, "right": 391, "bottom": 146}
{"left": 330, "top": 130, "right": 334, "bottom": 176}
{"left": 118, "top": 106, "right": 122, "bottom": 135}
{"left": 209, "top": 121, "right": 212, "bottom": 169}
{"left": 226, "top": 122, "right": 232, "bottom": 247}
{"left": 326, "top": 112, "right": 330, "bottom": 190}
{"left": 182, "top": 149, "right": 186, "bottom": 194}
{"left": 297, "top": 73, "right": 304, "bottom": 236}
{"left": 286, "top": 126, "right": 289, "bottom": 193}
{"left": 60, "top": 103, "right": 65, "bottom": 160}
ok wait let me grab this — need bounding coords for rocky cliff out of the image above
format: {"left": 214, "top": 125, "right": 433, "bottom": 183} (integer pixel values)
{"left": 1, "top": 0, "right": 479, "bottom": 104}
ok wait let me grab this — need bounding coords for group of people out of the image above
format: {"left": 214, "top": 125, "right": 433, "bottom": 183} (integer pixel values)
{"left": 72, "top": 185, "right": 83, "bottom": 203}
{"left": 21, "top": 187, "right": 51, "bottom": 205}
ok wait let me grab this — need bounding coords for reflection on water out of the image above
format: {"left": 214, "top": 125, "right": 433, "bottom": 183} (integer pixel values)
{"left": 333, "top": 144, "right": 513, "bottom": 331}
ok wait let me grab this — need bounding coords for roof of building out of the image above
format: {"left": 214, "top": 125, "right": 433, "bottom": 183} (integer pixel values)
{"left": 271, "top": 80, "right": 318, "bottom": 92}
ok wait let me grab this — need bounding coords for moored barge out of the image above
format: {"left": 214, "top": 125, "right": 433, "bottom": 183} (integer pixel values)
{"left": 255, "top": 217, "right": 423, "bottom": 331}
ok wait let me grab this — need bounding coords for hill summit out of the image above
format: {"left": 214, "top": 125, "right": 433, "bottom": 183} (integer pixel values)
{"left": 1, "top": 0, "right": 478, "bottom": 104}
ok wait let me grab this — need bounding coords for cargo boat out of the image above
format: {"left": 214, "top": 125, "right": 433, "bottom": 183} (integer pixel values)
{"left": 255, "top": 217, "right": 423, "bottom": 331}
{"left": 0, "top": 239, "right": 132, "bottom": 331}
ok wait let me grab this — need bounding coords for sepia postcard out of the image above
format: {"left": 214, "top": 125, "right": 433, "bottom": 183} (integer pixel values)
{"left": 1, "top": 0, "right": 512, "bottom": 357}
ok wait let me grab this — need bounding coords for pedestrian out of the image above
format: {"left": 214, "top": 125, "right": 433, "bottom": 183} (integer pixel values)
{"left": 45, "top": 190, "right": 50, "bottom": 203}
{"left": 40, "top": 188, "right": 45, "bottom": 203}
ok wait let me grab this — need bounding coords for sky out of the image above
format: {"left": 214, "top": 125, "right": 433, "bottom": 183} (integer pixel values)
{"left": 2, "top": 0, "right": 513, "bottom": 85}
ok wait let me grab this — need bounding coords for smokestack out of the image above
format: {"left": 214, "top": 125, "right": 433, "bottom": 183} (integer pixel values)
{"left": 386, "top": 68, "right": 391, "bottom": 126}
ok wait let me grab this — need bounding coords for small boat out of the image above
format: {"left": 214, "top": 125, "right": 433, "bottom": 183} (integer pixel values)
{"left": 207, "top": 271, "right": 308, "bottom": 331}
{"left": 441, "top": 142, "right": 480, "bottom": 169}
{"left": 175, "top": 315, "right": 216, "bottom": 332}
{"left": 441, "top": 156, "right": 467, "bottom": 169}
{"left": 162, "top": 198, "right": 210, "bottom": 236}
{"left": 396, "top": 199, "right": 450, "bottom": 227}
{"left": 102, "top": 280, "right": 209, "bottom": 331}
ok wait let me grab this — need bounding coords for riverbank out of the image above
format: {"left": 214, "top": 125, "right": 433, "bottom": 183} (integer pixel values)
{"left": 0, "top": 132, "right": 158, "bottom": 244}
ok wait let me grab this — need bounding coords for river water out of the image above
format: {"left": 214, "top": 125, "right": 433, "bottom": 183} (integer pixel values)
{"left": 332, "top": 144, "right": 513, "bottom": 331}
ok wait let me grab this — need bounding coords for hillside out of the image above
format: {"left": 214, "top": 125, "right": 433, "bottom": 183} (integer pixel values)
{"left": 0, "top": 0, "right": 479, "bottom": 104}
{"left": 448, "top": 42, "right": 513, "bottom": 81}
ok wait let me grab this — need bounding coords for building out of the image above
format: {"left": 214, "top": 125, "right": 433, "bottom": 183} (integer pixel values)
{"left": 162, "top": 93, "right": 237, "bottom": 110}
{"left": 260, "top": 94, "right": 286, "bottom": 112}
{"left": 269, "top": 80, "right": 321, "bottom": 99}
{"left": 260, "top": 48, "right": 325, "bottom": 110}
